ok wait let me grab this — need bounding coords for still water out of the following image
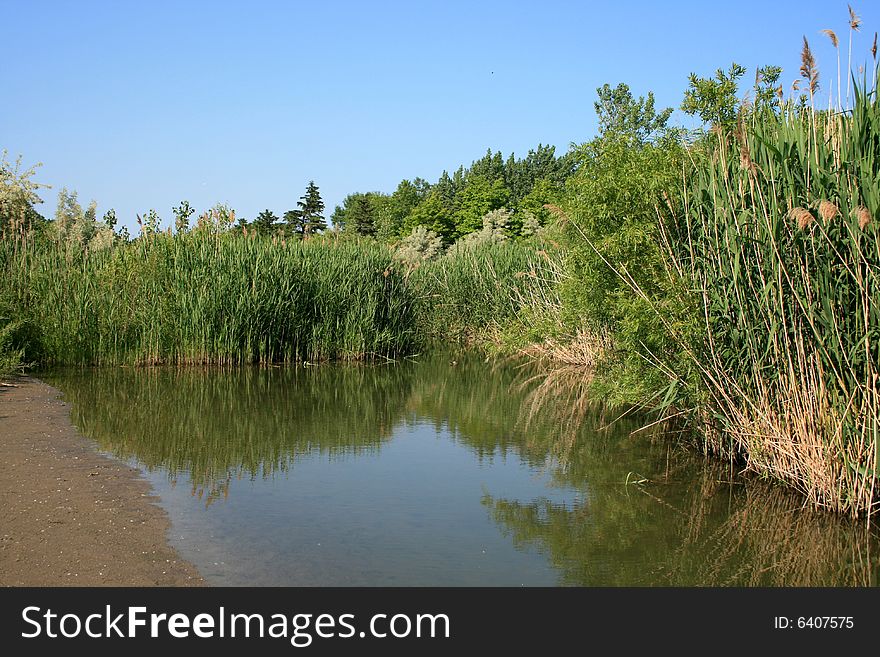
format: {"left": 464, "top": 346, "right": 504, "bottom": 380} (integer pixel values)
{"left": 47, "top": 354, "right": 880, "bottom": 586}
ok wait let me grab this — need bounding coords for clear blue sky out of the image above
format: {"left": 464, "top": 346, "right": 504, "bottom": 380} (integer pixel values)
{"left": 3, "top": 1, "right": 878, "bottom": 230}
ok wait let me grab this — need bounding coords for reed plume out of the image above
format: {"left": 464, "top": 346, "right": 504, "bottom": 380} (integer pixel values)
{"left": 801, "top": 36, "right": 820, "bottom": 100}
{"left": 847, "top": 5, "right": 862, "bottom": 105}
{"left": 823, "top": 29, "right": 842, "bottom": 110}
{"left": 791, "top": 207, "right": 816, "bottom": 229}
{"left": 818, "top": 200, "right": 840, "bottom": 222}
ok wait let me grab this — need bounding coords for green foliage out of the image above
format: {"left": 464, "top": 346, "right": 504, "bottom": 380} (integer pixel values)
{"left": 347, "top": 194, "right": 376, "bottom": 236}
{"left": 0, "top": 150, "right": 48, "bottom": 235}
{"left": 0, "top": 313, "right": 25, "bottom": 376}
{"left": 393, "top": 226, "right": 444, "bottom": 266}
{"left": 411, "top": 240, "right": 552, "bottom": 342}
{"left": 681, "top": 63, "right": 747, "bottom": 129}
{"left": 284, "top": 181, "right": 325, "bottom": 238}
{"left": 330, "top": 205, "right": 346, "bottom": 231}
{"left": 659, "top": 73, "right": 880, "bottom": 515}
{"left": 0, "top": 224, "right": 553, "bottom": 366}
{"left": 452, "top": 175, "right": 509, "bottom": 236}
{"left": 361, "top": 144, "right": 574, "bottom": 244}
{"left": 503, "top": 144, "right": 574, "bottom": 206}
{"left": 300, "top": 181, "right": 327, "bottom": 235}
{"left": 49, "top": 188, "right": 116, "bottom": 249}
{"left": 380, "top": 178, "right": 429, "bottom": 241}
{"left": 252, "top": 209, "right": 280, "bottom": 236}
{"left": 403, "top": 191, "right": 455, "bottom": 242}
{"left": 102, "top": 208, "right": 117, "bottom": 231}
{"left": 594, "top": 83, "right": 673, "bottom": 144}
{"left": 173, "top": 200, "right": 194, "bottom": 233}
{"left": 557, "top": 81, "right": 684, "bottom": 404}
{"left": 0, "top": 233, "right": 418, "bottom": 364}
{"left": 754, "top": 65, "right": 784, "bottom": 113}
{"left": 448, "top": 208, "right": 512, "bottom": 255}
{"left": 519, "top": 177, "right": 560, "bottom": 227}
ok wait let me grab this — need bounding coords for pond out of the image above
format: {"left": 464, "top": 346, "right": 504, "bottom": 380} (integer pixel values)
{"left": 46, "top": 353, "right": 880, "bottom": 586}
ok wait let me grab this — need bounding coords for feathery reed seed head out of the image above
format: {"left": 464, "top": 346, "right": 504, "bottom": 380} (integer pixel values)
{"left": 543, "top": 204, "right": 570, "bottom": 224}
{"left": 822, "top": 29, "right": 839, "bottom": 48}
{"left": 800, "top": 37, "right": 820, "bottom": 94}
{"left": 791, "top": 207, "right": 816, "bottom": 230}
{"left": 849, "top": 5, "right": 862, "bottom": 31}
{"left": 818, "top": 200, "right": 840, "bottom": 222}
{"left": 856, "top": 205, "right": 872, "bottom": 229}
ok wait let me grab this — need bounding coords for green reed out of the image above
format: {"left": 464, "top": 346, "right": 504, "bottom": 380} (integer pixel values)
{"left": 1, "top": 232, "right": 417, "bottom": 365}
{"left": 409, "top": 241, "right": 554, "bottom": 343}
{"left": 0, "top": 231, "right": 550, "bottom": 366}
{"left": 659, "top": 75, "right": 880, "bottom": 516}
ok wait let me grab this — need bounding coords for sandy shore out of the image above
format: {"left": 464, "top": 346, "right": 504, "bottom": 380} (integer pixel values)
{"left": 0, "top": 377, "right": 203, "bottom": 586}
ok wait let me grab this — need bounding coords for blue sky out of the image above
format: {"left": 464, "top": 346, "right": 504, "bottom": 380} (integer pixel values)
{"left": 3, "top": 1, "right": 878, "bottom": 230}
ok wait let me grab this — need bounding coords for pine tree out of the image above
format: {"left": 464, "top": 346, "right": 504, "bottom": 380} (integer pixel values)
{"left": 298, "top": 181, "right": 326, "bottom": 236}
{"left": 285, "top": 181, "right": 325, "bottom": 239}
{"left": 283, "top": 208, "right": 306, "bottom": 238}
{"left": 348, "top": 195, "right": 376, "bottom": 236}
{"left": 252, "top": 209, "right": 280, "bottom": 235}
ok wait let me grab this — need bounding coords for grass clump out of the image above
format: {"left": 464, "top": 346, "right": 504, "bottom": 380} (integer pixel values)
{"left": 1, "top": 232, "right": 418, "bottom": 365}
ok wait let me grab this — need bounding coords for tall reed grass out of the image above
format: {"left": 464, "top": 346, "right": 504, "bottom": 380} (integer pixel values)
{"left": 0, "top": 232, "right": 550, "bottom": 365}
{"left": 1, "top": 232, "right": 417, "bottom": 364}
{"left": 657, "top": 73, "right": 880, "bottom": 517}
{"left": 409, "top": 240, "right": 556, "bottom": 343}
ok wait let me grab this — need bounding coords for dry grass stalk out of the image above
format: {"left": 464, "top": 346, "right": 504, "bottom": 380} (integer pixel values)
{"left": 698, "top": 350, "right": 878, "bottom": 518}
{"left": 518, "top": 329, "right": 610, "bottom": 368}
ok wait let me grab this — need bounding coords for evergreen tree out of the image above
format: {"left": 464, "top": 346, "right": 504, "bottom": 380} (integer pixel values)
{"left": 434, "top": 170, "right": 457, "bottom": 213}
{"left": 330, "top": 205, "right": 346, "bottom": 231}
{"left": 283, "top": 208, "right": 306, "bottom": 238}
{"left": 348, "top": 195, "right": 376, "bottom": 236}
{"left": 252, "top": 209, "right": 280, "bottom": 235}
{"left": 298, "top": 181, "right": 326, "bottom": 236}
{"left": 285, "top": 181, "right": 326, "bottom": 238}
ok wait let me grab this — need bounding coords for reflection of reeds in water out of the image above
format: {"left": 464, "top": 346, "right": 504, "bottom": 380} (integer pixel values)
{"left": 664, "top": 466, "right": 877, "bottom": 586}
{"left": 52, "top": 363, "right": 413, "bottom": 501}
{"left": 516, "top": 365, "right": 602, "bottom": 457}
{"left": 485, "top": 461, "right": 879, "bottom": 586}
{"left": 51, "top": 355, "right": 880, "bottom": 584}
{"left": 513, "top": 361, "right": 668, "bottom": 469}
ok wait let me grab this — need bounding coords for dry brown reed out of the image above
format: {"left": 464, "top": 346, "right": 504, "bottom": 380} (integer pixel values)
{"left": 790, "top": 207, "right": 816, "bottom": 229}
{"left": 818, "top": 199, "right": 840, "bottom": 221}
{"left": 801, "top": 36, "right": 820, "bottom": 96}
{"left": 822, "top": 28, "right": 840, "bottom": 49}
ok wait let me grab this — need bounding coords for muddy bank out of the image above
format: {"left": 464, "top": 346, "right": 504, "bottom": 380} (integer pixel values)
{"left": 0, "top": 377, "right": 203, "bottom": 586}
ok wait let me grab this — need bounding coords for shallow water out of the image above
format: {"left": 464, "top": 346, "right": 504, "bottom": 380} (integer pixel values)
{"left": 46, "top": 354, "right": 880, "bottom": 586}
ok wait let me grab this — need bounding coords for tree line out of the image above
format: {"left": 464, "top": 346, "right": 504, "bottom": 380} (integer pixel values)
{"left": 1, "top": 144, "right": 575, "bottom": 249}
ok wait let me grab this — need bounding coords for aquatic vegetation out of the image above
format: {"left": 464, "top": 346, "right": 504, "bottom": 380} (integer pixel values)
{"left": 0, "top": 231, "right": 551, "bottom": 365}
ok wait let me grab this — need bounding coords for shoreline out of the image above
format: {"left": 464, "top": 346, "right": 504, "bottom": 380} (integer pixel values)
{"left": 0, "top": 377, "right": 203, "bottom": 586}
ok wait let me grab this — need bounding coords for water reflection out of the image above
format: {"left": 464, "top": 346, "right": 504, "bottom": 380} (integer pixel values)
{"left": 46, "top": 354, "right": 880, "bottom": 586}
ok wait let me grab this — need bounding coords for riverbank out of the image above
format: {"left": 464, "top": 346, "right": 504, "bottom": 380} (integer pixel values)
{"left": 0, "top": 377, "right": 203, "bottom": 586}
